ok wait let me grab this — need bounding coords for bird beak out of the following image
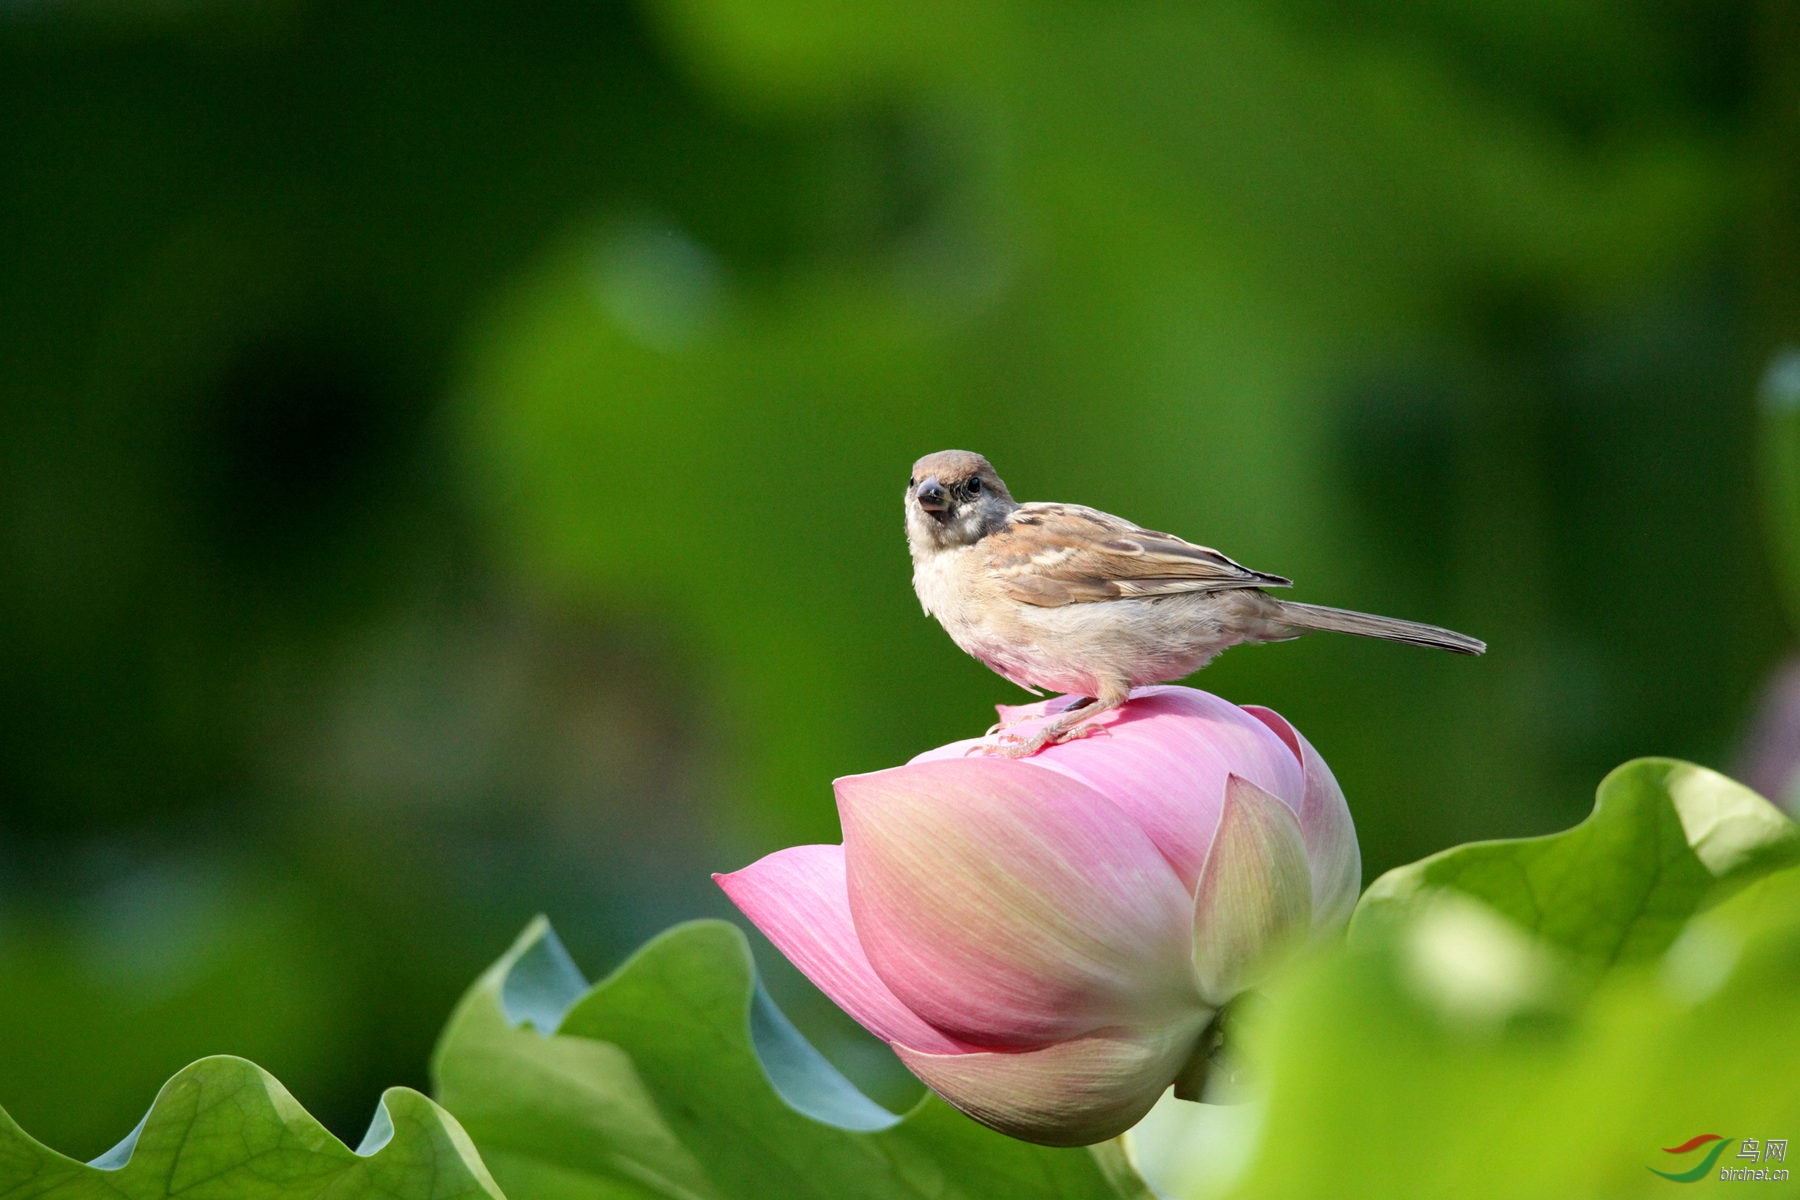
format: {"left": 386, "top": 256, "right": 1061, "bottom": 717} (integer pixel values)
{"left": 916, "top": 477, "right": 950, "bottom": 513}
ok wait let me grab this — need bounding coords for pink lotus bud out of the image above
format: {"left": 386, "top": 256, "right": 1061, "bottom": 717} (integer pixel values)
{"left": 715, "top": 686, "right": 1359, "bottom": 1146}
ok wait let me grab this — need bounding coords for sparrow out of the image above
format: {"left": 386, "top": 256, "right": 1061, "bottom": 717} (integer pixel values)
{"left": 905, "top": 449, "right": 1485, "bottom": 758}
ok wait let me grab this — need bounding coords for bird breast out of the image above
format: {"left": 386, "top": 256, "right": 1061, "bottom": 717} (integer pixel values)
{"left": 910, "top": 543, "right": 980, "bottom": 620}
{"left": 913, "top": 546, "right": 1258, "bottom": 695}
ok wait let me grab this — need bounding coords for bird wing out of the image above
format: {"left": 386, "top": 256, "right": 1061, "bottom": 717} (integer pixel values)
{"left": 989, "top": 503, "right": 1292, "bottom": 607}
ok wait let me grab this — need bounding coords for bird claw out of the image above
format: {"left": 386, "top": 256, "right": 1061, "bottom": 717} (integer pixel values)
{"left": 966, "top": 731, "right": 1036, "bottom": 758}
{"left": 967, "top": 717, "right": 1112, "bottom": 759}
{"left": 985, "top": 710, "right": 1044, "bottom": 736}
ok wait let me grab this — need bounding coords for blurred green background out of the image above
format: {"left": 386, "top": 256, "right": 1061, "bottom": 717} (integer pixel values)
{"left": 2, "top": 0, "right": 1797, "bottom": 1157}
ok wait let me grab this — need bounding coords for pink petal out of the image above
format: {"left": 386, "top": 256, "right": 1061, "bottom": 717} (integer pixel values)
{"left": 907, "top": 733, "right": 992, "bottom": 761}
{"left": 993, "top": 695, "right": 1086, "bottom": 726}
{"left": 1190, "top": 775, "right": 1313, "bottom": 1006}
{"left": 836, "top": 758, "right": 1200, "bottom": 1048}
{"left": 921, "top": 687, "right": 1306, "bottom": 893}
{"left": 715, "top": 845, "right": 963, "bottom": 1054}
{"left": 1242, "top": 705, "right": 1361, "bottom": 933}
{"left": 892, "top": 1015, "right": 1209, "bottom": 1147}
{"left": 908, "top": 696, "right": 1088, "bottom": 763}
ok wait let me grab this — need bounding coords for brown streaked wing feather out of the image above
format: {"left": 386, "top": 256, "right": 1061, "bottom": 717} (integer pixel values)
{"left": 990, "top": 503, "right": 1292, "bottom": 607}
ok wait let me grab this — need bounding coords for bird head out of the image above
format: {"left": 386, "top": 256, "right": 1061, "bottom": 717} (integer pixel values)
{"left": 905, "top": 450, "right": 1017, "bottom": 552}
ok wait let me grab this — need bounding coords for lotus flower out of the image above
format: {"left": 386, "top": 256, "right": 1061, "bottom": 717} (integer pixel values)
{"left": 715, "top": 685, "right": 1359, "bottom": 1146}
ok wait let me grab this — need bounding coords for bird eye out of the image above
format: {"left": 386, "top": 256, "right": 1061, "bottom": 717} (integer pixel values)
{"left": 966, "top": 477, "right": 983, "bottom": 495}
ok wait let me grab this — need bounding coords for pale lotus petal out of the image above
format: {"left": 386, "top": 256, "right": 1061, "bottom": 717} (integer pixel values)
{"left": 715, "top": 846, "right": 963, "bottom": 1054}
{"left": 907, "top": 696, "right": 1085, "bottom": 764}
{"left": 891, "top": 1014, "right": 1210, "bottom": 1147}
{"left": 1191, "top": 775, "right": 1313, "bottom": 1006}
{"left": 976, "top": 687, "right": 1306, "bottom": 892}
{"left": 1243, "top": 705, "right": 1361, "bottom": 932}
{"left": 994, "top": 696, "right": 1079, "bottom": 726}
{"left": 837, "top": 758, "right": 1198, "bottom": 1047}
{"left": 907, "top": 733, "right": 991, "bottom": 761}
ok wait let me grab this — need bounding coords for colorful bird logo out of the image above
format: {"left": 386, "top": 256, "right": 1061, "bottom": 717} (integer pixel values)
{"left": 1651, "top": 1135, "right": 1734, "bottom": 1182}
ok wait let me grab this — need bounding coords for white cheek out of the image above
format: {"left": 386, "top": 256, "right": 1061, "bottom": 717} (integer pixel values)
{"left": 905, "top": 506, "right": 936, "bottom": 543}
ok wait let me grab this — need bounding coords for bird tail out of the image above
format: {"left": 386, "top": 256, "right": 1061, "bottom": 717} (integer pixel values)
{"left": 1271, "top": 600, "right": 1486, "bottom": 655}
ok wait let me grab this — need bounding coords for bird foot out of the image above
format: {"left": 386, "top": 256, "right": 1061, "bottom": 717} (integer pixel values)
{"left": 984, "top": 695, "right": 1095, "bottom": 738}
{"left": 967, "top": 720, "right": 1112, "bottom": 759}
{"left": 964, "top": 731, "right": 1041, "bottom": 758}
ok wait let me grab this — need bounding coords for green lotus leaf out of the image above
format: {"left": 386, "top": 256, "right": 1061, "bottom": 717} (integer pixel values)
{"left": 1181, "top": 865, "right": 1800, "bottom": 1199}
{"left": 432, "top": 917, "right": 1154, "bottom": 1200}
{"left": 1350, "top": 758, "right": 1800, "bottom": 977}
{"left": 0, "top": 1055, "right": 501, "bottom": 1200}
